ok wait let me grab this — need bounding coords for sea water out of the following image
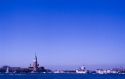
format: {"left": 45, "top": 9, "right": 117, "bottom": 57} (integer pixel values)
{"left": 0, "top": 73, "right": 125, "bottom": 79}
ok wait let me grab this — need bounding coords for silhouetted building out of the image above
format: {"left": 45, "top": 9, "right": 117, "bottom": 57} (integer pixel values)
{"left": 28, "top": 54, "right": 46, "bottom": 73}
{"left": 0, "top": 54, "right": 47, "bottom": 73}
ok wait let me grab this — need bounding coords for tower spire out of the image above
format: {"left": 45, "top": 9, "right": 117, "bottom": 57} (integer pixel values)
{"left": 33, "top": 52, "right": 38, "bottom": 71}
{"left": 35, "top": 52, "right": 36, "bottom": 57}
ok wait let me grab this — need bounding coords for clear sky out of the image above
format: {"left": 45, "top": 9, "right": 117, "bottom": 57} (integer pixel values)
{"left": 0, "top": 0, "right": 125, "bottom": 70}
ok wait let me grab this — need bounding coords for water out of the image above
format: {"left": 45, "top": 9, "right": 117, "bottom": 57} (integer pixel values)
{"left": 0, "top": 74, "right": 125, "bottom": 79}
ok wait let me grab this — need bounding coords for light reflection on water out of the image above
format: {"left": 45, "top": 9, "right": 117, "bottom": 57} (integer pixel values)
{"left": 0, "top": 74, "right": 125, "bottom": 79}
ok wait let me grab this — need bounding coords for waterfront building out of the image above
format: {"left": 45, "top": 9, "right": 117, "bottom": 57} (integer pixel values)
{"left": 96, "top": 69, "right": 104, "bottom": 74}
{"left": 32, "top": 53, "right": 38, "bottom": 72}
{"left": 107, "top": 69, "right": 111, "bottom": 74}
{"left": 0, "top": 54, "right": 46, "bottom": 73}
{"left": 96, "top": 68, "right": 122, "bottom": 74}
{"left": 29, "top": 54, "right": 46, "bottom": 73}
{"left": 76, "top": 65, "right": 87, "bottom": 74}
{"left": 5, "top": 67, "right": 9, "bottom": 73}
{"left": 54, "top": 70, "right": 65, "bottom": 73}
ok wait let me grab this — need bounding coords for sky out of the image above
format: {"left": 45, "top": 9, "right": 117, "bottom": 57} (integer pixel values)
{"left": 0, "top": 0, "right": 125, "bottom": 70}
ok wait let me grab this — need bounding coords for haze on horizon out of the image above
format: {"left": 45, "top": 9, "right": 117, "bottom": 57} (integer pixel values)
{"left": 0, "top": 0, "right": 125, "bottom": 70}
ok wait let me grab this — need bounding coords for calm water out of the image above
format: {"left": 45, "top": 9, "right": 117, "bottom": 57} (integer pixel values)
{"left": 0, "top": 74, "right": 125, "bottom": 79}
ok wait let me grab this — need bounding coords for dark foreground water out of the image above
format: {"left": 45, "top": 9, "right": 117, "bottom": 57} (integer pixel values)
{"left": 0, "top": 74, "right": 125, "bottom": 79}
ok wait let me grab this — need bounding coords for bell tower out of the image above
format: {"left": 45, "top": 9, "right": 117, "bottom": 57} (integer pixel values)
{"left": 33, "top": 53, "right": 38, "bottom": 71}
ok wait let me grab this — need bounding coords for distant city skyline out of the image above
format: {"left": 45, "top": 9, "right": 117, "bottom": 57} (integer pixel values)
{"left": 0, "top": 54, "right": 124, "bottom": 70}
{"left": 0, "top": 0, "right": 125, "bottom": 70}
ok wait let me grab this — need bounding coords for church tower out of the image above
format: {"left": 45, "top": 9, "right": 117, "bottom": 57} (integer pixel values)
{"left": 33, "top": 53, "right": 38, "bottom": 70}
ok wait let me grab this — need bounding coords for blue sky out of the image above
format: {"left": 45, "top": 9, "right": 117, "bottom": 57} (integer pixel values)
{"left": 0, "top": 0, "right": 125, "bottom": 70}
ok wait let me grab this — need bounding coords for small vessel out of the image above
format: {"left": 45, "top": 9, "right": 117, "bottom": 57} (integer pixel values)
{"left": 76, "top": 65, "right": 87, "bottom": 74}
